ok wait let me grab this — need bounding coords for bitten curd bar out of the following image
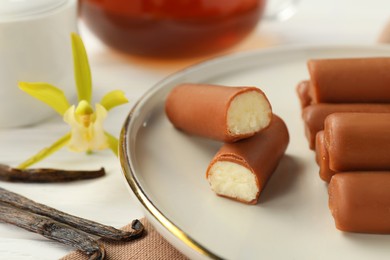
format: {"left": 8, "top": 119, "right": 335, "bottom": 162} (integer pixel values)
{"left": 206, "top": 115, "right": 289, "bottom": 204}
{"left": 165, "top": 83, "right": 272, "bottom": 142}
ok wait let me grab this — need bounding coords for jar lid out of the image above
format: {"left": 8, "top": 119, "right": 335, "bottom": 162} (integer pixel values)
{"left": 0, "top": 0, "right": 67, "bottom": 20}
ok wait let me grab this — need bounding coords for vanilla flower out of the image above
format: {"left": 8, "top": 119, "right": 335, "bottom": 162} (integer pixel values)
{"left": 17, "top": 33, "right": 128, "bottom": 169}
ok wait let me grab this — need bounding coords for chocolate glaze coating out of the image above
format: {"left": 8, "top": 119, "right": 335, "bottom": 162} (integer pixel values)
{"left": 315, "top": 131, "right": 335, "bottom": 182}
{"left": 329, "top": 173, "right": 390, "bottom": 233}
{"left": 296, "top": 80, "right": 312, "bottom": 109}
{"left": 302, "top": 103, "right": 390, "bottom": 150}
{"left": 324, "top": 113, "right": 390, "bottom": 172}
{"left": 206, "top": 115, "right": 289, "bottom": 204}
{"left": 308, "top": 57, "right": 390, "bottom": 103}
{"left": 165, "top": 83, "right": 272, "bottom": 142}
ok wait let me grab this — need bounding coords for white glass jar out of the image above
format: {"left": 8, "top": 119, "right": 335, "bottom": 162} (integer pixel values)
{"left": 0, "top": 0, "right": 78, "bottom": 128}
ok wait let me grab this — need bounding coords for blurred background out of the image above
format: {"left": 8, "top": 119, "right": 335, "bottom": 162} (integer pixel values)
{"left": 79, "top": 0, "right": 390, "bottom": 66}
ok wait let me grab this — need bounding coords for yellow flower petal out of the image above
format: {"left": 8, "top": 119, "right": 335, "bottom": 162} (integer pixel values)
{"left": 72, "top": 33, "right": 92, "bottom": 103}
{"left": 100, "top": 90, "right": 128, "bottom": 111}
{"left": 18, "top": 82, "right": 71, "bottom": 115}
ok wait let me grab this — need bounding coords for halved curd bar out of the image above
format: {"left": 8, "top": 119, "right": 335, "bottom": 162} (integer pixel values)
{"left": 206, "top": 115, "right": 289, "bottom": 204}
{"left": 165, "top": 83, "right": 272, "bottom": 142}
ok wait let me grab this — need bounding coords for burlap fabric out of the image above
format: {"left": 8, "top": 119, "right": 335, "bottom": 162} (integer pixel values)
{"left": 61, "top": 218, "right": 188, "bottom": 260}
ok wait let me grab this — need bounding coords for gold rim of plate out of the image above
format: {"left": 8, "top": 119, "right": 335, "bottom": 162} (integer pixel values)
{"left": 119, "top": 103, "right": 221, "bottom": 260}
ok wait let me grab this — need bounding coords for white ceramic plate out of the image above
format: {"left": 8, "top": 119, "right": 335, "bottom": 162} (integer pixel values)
{"left": 120, "top": 45, "right": 390, "bottom": 260}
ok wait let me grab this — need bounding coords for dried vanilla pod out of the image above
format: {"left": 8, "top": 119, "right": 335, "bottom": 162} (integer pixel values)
{"left": 0, "top": 164, "right": 105, "bottom": 182}
{"left": 0, "top": 203, "right": 105, "bottom": 260}
{"left": 0, "top": 187, "right": 144, "bottom": 241}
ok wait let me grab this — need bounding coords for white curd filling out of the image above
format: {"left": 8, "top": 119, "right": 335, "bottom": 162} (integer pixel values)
{"left": 208, "top": 161, "right": 258, "bottom": 202}
{"left": 227, "top": 90, "right": 271, "bottom": 136}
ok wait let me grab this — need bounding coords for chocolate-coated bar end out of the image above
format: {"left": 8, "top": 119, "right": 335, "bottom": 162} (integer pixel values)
{"left": 329, "top": 173, "right": 390, "bottom": 234}
{"left": 296, "top": 80, "right": 312, "bottom": 109}
{"left": 315, "top": 130, "right": 335, "bottom": 182}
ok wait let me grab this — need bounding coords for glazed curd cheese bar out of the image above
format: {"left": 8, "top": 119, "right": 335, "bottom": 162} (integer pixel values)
{"left": 165, "top": 83, "right": 272, "bottom": 142}
{"left": 302, "top": 103, "right": 390, "bottom": 150}
{"left": 329, "top": 173, "right": 390, "bottom": 233}
{"left": 315, "top": 112, "right": 390, "bottom": 182}
{"left": 206, "top": 115, "right": 289, "bottom": 204}
{"left": 295, "top": 57, "right": 390, "bottom": 234}
{"left": 308, "top": 57, "right": 390, "bottom": 103}
{"left": 323, "top": 112, "right": 390, "bottom": 172}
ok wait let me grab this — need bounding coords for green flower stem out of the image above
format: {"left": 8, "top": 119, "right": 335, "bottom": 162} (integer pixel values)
{"left": 105, "top": 132, "right": 119, "bottom": 157}
{"left": 18, "top": 133, "right": 71, "bottom": 169}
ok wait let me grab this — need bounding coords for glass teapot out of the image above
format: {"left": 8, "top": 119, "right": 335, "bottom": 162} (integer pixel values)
{"left": 79, "top": 0, "right": 294, "bottom": 58}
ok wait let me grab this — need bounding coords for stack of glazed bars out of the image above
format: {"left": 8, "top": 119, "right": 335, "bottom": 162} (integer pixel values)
{"left": 297, "top": 57, "right": 390, "bottom": 233}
